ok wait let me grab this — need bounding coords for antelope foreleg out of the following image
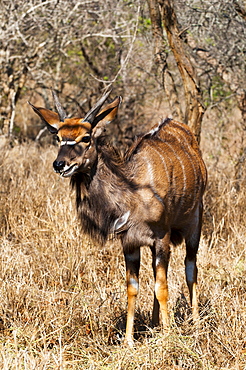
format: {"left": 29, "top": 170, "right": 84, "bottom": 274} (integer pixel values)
{"left": 124, "top": 249, "right": 140, "bottom": 346}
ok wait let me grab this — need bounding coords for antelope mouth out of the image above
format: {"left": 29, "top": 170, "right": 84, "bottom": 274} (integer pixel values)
{"left": 60, "top": 164, "right": 79, "bottom": 177}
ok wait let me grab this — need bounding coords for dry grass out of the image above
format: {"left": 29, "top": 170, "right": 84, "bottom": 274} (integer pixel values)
{"left": 0, "top": 109, "right": 246, "bottom": 369}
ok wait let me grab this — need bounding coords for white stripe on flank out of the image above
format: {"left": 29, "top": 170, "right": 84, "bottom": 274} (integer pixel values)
{"left": 151, "top": 146, "right": 169, "bottom": 182}
{"left": 166, "top": 126, "right": 199, "bottom": 211}
{"left": 146, "top": 156, "right": 155, "bottom": 187}
{"left": 163, "top": 140, "right": 187, "bottom": 211}
{"left": 148, "top": 145, "right": 173, "bottom": 207}
{"left": 143, "top": 155, "right": 164, "bottom": 205}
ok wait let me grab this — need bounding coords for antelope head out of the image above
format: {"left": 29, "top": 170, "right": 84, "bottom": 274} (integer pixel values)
{"left": 29, "top": 91, "right": 121, "bottom": 177}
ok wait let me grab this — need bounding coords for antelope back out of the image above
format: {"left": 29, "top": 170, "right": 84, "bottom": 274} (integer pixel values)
{"left": 125, "top": 118, "right": 207, "bottom": 228}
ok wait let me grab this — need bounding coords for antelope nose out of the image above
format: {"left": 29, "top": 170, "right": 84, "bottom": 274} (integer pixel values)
{"left": 53, "top": 160, "right": 65, "bottom": 172}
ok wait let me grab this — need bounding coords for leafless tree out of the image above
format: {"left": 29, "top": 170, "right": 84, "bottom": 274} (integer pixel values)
{"left": 0, "top": 0, "right": 142, "bottom": 137}
{"left": 148, "top": 0, "right": 204, "bottom": 143}
{"left": 175, "top": 0, "right": 246, "bottom": 183}
{"left": 147, "top": 0, "right": 183, "bottom": 122}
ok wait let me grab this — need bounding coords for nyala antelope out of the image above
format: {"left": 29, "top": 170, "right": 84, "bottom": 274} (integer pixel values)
{"left": 29, "top": 90, "right": 207, "bottom": 346}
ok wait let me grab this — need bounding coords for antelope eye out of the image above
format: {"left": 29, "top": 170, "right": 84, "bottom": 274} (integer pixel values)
{"left": 81, "top": 135, "right": 91, "bottom": 143}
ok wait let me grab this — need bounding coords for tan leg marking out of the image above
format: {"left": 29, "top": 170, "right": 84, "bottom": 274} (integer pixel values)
{"left": 124, "top": 275, "right": 139, "bottom": 346}
{"left": 155, "top": 265, "right": 169, "bottom": 328}
{"left": 124, "top": 250, "right": 140, "bottom": 346}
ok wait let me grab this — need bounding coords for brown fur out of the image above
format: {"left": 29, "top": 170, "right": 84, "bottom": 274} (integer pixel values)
{"left": 68, "top": 119, "right": 207, "bottom": 252}
{"left": 30, "top": 94, "right": 207, "bottom": 345}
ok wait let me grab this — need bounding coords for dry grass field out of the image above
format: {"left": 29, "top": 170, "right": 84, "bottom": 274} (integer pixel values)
{"left": 0, "top": 105, "right": 246, "bottom": 369}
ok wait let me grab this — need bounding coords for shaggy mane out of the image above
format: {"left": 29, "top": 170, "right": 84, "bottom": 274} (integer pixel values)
{"left": 70, "top": 138, "right": 134, "bottom": 243}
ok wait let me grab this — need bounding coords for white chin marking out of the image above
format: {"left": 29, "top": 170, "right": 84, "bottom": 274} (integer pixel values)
{"left": 60, "top": 164, "right": 79, "bottom": 177}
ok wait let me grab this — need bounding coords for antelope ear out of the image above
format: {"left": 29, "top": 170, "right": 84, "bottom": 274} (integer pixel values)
{"left": 28, "top": 101, "right": 60, "bottom": 134}
{"left": 92, "top": 96, "right": 122, "bottom": 138}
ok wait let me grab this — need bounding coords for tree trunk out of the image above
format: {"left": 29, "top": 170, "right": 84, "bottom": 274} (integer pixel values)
{"left": 159, "top": 0, "right": 204, "bottom": 144}
{"left": 147, "top": 0, "right": 183, "bottom": 121}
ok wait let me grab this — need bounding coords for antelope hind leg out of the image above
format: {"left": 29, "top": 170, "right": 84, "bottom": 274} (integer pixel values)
{"left": 153, "top": 233, "right": 171, "bottom": 330}
{"left": 185, "top": 203, "right": 203, "bottom": 323}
